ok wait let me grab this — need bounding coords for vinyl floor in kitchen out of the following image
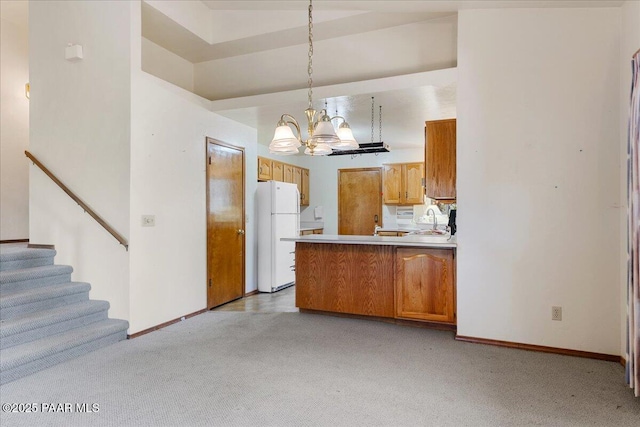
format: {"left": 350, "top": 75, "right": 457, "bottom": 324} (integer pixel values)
{"left": 212, "top": 285, "right": 298, "bottom": 313}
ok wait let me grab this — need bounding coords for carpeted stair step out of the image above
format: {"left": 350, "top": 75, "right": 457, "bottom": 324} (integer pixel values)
{"left": 0, "top": 248, "right": 56, "bottom": 271}
{"left": 0, "top": 318, "right": 129, "bottom": 385}
{"left": 0, "top": 282, "right": 91, "bottom": 320}
{"left": 0, "top": 300, "right": 110, "bottom": 350}
{"left": 0, "top": 265, "right": 73, "bottom": 294}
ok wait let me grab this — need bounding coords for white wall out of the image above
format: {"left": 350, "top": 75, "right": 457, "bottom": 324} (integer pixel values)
{"left": 142, "top": 37, "right": 194, "bottom": 92}
{"left": 128, "top": 73, "right": 258, "bottom": 334}
{"left": 29, "top": 0, "right": 132, "bottom": 322}
{"left": 457, "top": 8, "right": 621, "bottom": 354}
{"left": 194, "top": 16, "right": 457, "bottom": 100}
{"left": 258, "top": 145, "right": 425, "bottom": 234}
{"left": 1, "top": 2, "right": 29, "bottom": 240}
{"left": 620, "top": 0, "right": 640, "bottom": 358}
{"left": 130, "top": 2, "right": 258, "bottom": 333}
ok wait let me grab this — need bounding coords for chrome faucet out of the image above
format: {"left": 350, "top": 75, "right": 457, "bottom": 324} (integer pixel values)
{"left": 426, "top": 208, "right": 438, "bottom": 231}
{"left": 373, "top": 225, "right": 382, "bottom": 236}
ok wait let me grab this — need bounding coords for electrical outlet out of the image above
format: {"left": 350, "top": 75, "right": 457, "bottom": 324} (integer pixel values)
{"left": 552, "top": 306, "right": 562, "bottom": 321}
{"left": 141, "top": 215, "right": 155, "bottom": 227}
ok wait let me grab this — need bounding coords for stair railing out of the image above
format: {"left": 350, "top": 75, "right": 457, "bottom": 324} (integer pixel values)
{"left": 25, "top": 151, "right": 129, "bottom": 250}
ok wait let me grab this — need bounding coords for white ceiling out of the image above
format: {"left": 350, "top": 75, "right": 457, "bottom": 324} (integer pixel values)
{"left": 12, "top": 0, "right": 625, "bottom": 151}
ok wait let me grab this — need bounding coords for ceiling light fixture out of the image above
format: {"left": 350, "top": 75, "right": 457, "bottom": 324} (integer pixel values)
{"left": 269, "top": 0, "right": 358, "bottom": 156}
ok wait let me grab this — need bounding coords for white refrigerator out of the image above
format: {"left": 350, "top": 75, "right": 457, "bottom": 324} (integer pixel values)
{"left": 257, "top": 181, "right": 300, "bottom": 293}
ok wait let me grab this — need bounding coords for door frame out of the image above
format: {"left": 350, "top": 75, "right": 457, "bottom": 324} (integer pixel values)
{"left": 337, "top": 167, "right": 382, "bottom": 235}
{"left": 205, "top": 137, "right": 246, "bottom": 309}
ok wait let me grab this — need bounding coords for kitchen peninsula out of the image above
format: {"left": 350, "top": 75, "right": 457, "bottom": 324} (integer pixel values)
{"left": 282, "top": 234, "right": 457, "bottom": 329}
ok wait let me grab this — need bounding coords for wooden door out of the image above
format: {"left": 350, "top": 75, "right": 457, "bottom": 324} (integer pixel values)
{"left": 382, "top": 164, "right": 402, "bottom": 204}
{"left": 301, "top": 168, "right": 310, "bottom": 206}
{"left": 258, "top": 157, "right": 272, "bottom": 181}
{"left": 395, "top": 248, "right": 455, "bottom": 323}
{"left": 338, "top": 168, "right": 382, "bottom": 235}
{"left": 403, "top": 163, "right": 425, "bottom": 204}
{"left": 207, "top": 138, "right": 245, "bottom": 309}
{"left": 425, "top": 119, "right": 456, "bottom": 199}
{"left": 272, "top": 160, "right": 284, "bottom": 181}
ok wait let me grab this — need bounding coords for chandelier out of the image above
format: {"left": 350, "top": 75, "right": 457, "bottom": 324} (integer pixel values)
{"left": 269, "top": 0, "right": 359, "bottom": 156}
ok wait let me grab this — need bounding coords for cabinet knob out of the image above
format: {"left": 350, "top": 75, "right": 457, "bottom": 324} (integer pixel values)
{"left": 237, "top": 229, "right": 245, "bottom": 235}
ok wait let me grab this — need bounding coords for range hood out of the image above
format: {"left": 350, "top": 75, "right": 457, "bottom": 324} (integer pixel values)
{"left": 328, "top": 142, "right": 390, "bottom": 156}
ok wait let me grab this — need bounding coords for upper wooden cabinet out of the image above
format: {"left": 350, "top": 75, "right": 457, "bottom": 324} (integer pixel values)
{"left": 395, "top": 248, "right": 455, "bottom": 324}
{"left": 258, "top": 157, "right": 272, "bottom": 181}
{"left": 382, "top": 163, "right": 424, "bottom": 205}
{"left": 301, "top": 168, "right": 310, "bottom": 206}
{"left": 424, "top": 119, "right": 456, "bottom": 200}
{"left": 258, "top": 156, "right": 310, "bottom": 206}
{"left": 272, "top": 161, "right": 284, "bottom": 182}
{"left": 283, "top": 163, "right": 294, "bottom": 184}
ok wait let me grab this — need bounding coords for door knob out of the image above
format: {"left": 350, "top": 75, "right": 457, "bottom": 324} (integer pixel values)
{"left": 237, "top": 229, "right": 245, "bottom": 235}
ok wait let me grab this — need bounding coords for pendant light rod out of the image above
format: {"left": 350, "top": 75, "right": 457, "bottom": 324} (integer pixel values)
{"left": 269, "top": 0, "right": 359, "bottom": 156}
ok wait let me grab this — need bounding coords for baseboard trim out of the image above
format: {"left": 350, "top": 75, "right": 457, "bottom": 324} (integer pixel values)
{"left": 27, "top": 243, "right": 55, "bottom": 249}
{"left": 620, "top": 356, "right": 627, "bottom": 368}
{"left": 0, "top": 239, "right": 29, "bottom": 244}
{"left": 299, "top": 309, "right": 457, "bottom": 332}
{"left": 244, "top": 289, "right": 259, "bottom": 297}
{"left": 128, "top": 308, "right": 209, "bottom": 339}
{"left": 455, "top": 335, "right": 620, "bottom": 363}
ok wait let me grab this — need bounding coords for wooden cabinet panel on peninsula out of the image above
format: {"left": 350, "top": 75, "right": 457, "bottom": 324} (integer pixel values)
{"left": 425, "top": 119, "right": 456, "bottom": 200}
{"left": 395, "top": 248, "right": 455, "bottom": 324}
{"left": 382, "top": 163, "right": 424, "bottom": 205}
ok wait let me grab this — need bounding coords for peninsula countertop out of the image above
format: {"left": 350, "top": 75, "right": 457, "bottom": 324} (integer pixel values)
{"left": 282, "top": 233, "right": 457, "bottom": 248}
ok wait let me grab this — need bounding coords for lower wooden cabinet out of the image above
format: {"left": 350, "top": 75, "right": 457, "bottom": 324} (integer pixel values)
{"left": 395, "top": 248, "right": 455, "bottom": 324}
{"left": 300, "top": 228, "right": 323, "bottom": 236}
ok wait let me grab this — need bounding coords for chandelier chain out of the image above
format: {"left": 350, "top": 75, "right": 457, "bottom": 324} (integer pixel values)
{"left": 307, "top": 0, "right": 314, "bottom": 109}
{"left": 379, "top": 105, "right": 382, "bottom": 142}
{"left": 371, "top": 97, "right": 374, "bottom": 143}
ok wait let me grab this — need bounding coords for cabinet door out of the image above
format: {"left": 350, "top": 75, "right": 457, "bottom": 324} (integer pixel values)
{"left": 301, "top": 168, "right": 310, "bottom": 206}
{"left": 272, "top": 161, "right": 284, "bottom": 182}
{"left": 395, "top": 248, "right": 455, "bottom": 323}
{"left": 403, "top": 163, "right": 424, "bottom": 204}
{"left": 382, "top": 164, "right": 402, "bottom": 204}
{"left": 258, "top": 157, "right": 272, "bottom": 181}
{"left": 293, "top": 167, "right": 303, "bottom": 204}
{"left": 425, "top": 119, "right": 456, "bottom": 199}
{"left": 284, "top": 164, "right": 294, "bottom": 184}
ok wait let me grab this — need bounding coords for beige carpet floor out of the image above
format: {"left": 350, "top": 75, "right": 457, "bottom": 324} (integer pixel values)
{"left": 0, "top": 310, "right": 638, "bottom": 426}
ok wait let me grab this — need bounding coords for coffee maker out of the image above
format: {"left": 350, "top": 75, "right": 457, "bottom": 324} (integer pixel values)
{"left": 447, "top": 208, "right": 457, "bottom": 235}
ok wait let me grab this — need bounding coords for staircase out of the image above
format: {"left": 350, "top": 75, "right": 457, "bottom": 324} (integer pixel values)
{"left": 0, "top": 245, "right": 129, "bottom": 385}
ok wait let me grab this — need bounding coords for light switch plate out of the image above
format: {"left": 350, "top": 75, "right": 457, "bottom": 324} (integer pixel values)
{"left": 141, "top": 215, "right": 155, "bottom": 227}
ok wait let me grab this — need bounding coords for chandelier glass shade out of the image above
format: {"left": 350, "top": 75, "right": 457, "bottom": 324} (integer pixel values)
{"left": 269, "top": 0, "right": 359, "bottom": 156}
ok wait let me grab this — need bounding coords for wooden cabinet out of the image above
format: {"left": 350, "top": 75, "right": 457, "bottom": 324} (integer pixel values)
{"left": 425, "top": 119, "right": 456, "bottom": 200}
{"left": 382, "top": 163, "right": 424, "bottom": 205}
{"left": 300, "top": 228, "right": 323, "bottom": 236}
{"left": 377, "top": 231, "right": 408, "bottom": 237}
{"left": 283, "top": 164, "right": 294, "bottom": 184}
{"left": 382, "top": 164, "right": 402, "bottom": 204}
{"left": 292, "top": 167, "right": 303, "bottom": 204}
{"left": 258, "top": 157, "right": 272, "bottom": 181}
{"left": 300, "top": 168, "right": 310, "bottom": 206}
{"left": 272, "top": 161, "right": 284, "bottom": 182}
{"left": 257, "top": 157, "right": 310, "bottom": 205}
{"left": 395, "top": 248, "right": 455, "bottom": 324}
